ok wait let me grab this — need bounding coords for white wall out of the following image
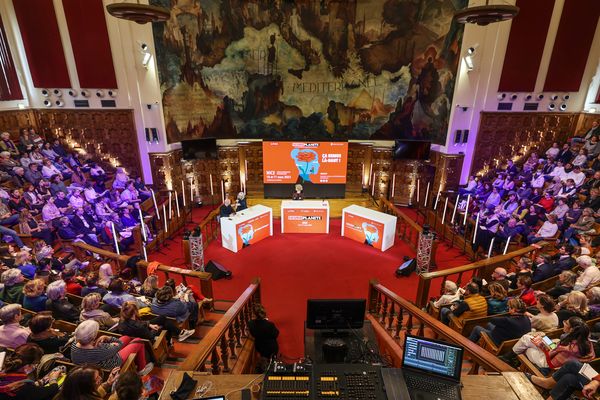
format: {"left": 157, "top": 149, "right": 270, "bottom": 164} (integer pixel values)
{"left": 440, "top": 0, "right": 600, "bottom": 184}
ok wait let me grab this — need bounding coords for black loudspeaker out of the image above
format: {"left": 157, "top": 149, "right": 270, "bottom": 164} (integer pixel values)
{"left": 205, "top": 260, "right": 232, "bottom": 280}
{"left": 395, "top": 257, "right": 416, "bottom": 277}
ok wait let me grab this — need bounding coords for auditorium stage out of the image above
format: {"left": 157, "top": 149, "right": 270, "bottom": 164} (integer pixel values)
{"left": 244, "top": 192, "right": 378, "bottom": 218}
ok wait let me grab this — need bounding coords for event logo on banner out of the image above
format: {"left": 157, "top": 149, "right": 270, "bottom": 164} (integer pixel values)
{"left": 344, "top": 212, "right": 385, "bottom": 250}
{"left": 282, "top": 208, "right": 328, "bottom": 233}
{"left": 235, "top": 212, "right": 271, "bottom": 249}
{"left": 263, "top": 142, "right": 348, "bottom": 184}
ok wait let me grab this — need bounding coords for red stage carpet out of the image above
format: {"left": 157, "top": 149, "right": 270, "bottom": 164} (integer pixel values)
{"left": 150, "top": 208, "right": 470, "bottom": 359}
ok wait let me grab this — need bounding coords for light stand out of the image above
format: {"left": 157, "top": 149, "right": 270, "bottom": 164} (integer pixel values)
{"left": 189, "top": 227, "right": 205, "bottom": 271}
{"left": 416, "top": 224, "right": 435, "bottom": 275}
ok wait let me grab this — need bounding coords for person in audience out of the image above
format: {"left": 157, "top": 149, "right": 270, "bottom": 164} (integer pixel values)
{"left": 567, "top": 165, "right": 586, "bottom": 187}
{"left": 0, "top": 268, "right": 25, "bottom": 304}
{"left": 469, "top": 298, "right": 530, "bottom": 345}
{"left": 529, "top": 358, "right": 600, "bottom": 400}
{"left": 532, "top": 253, "right": 557, "bottom": 283}
{"left": 42, "top": 196, "right": 62, "bottom": 227}
{"left": 27, "top": 312, "right": 70, "bottom": 354}
{"left": 517, "top": 276, "right": 536, "bottom": 306}
{"left": 140, "top": 274, "right": 159, "bottom": 298}
{"left": 81, "top": 271, "right": 108, "bottom": 298}
{"left": 563, "top": 207, "right": 595, "bottom": 245}
{"left": 49, "top": 174, "right": 68, "bottom": 196}
{"left": 62, "top": 268, "right": 83, "bottom": 296}
{"left": 507, "top": 257, "right": 533, "bottom": 289}
{"left": 440, "top": 282, "right": 487, "bottom": 325}
{"left": 235, "top": 191, "right": 248, "bottom": 211}
{"left": 118, "top": 300, "right": 195, "bottom": 344}
{"left": 80, "top": 292, "right": 119, "bottom": 330}
{"left": 151, "top": 285, "right": 196, "bottom": 327}
{"left": 556, "top": 178, "right": 578, "bottom": 200}
{"left": 556, "top": 291, "right": 589, "bottom": 326}
{"left": 432, "top": 280, "right": 460, "bottom": 309}
{"left": 537, "top": 191, "right": 555, "bottom": 213}
{"left": 102, "top": 278, "right": 137, "bottom": 309}
{"left": 526, "top": 294, "right": 559, "bottom": 332}
{"left": 552, "top": 244, "right": 577, "bottom": 274}
{"left": 587, "top": 287, "right": 600, "bottom": 319}
{"left": 98, "top": 263, "right": 114, "bottom": 288}
{"left": 489, "top": 267, "right": 511, "bottom": 291}
{"left": 516, "top": 317, "right": 594, "bottom": 380}
{"left": 0, "top": 304, "right": 30, "bottom": 348}
{"left": 527, "top": 214, "right": 558, "bottom": 244}
{"left": 495, "top": 218, "right": 526, "bottom": 251}
{"left": 57, "top": 364, "right": 120, "bottom": 400}
{"left": 8, "top": 188, "right": 28, "bottom": 213}
{"left": 70, "top": 320, "right": 153, "bottom": 374}
{"left": 46, "top": 280, "right": 80, "bottom": 322}
{"left": 19, "top": 208, "right": 53, "bottom": 245}
{"left": 547, "top": 270, "right": 577, "bottom": 299}
{"left": 113, "top": 371, "right": 144, "bottom": 400}
{"left": 573, "top": 255, "right": 600, "bottom": 291}
{"left": 248, "top": 303, "right": 280, "bottom": 369}
{"left": 486, "top": 282, "right": 508, "bottom": 315}
{"left": 0, "top": 343, "right": 63, "bottom": 399}
{"left": 14, "top": 250, "right": 37, "bottom": 279}
{"left": 57, "top": 216, "right": 101, "bottom": 246}
{"left": 562, "top": 200, "right": 582, "bottom": 230}
{"left": 23, "top": 278, "right": 48, "bottom": 312}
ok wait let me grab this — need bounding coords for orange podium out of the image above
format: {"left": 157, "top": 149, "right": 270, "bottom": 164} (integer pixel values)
{"left": 281, "top": 200, "right": 330, "bottom": 233}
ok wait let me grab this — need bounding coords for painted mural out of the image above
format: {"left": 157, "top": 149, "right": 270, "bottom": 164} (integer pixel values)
{"left": 151, "top": 0, "right": 467, "bottom": 144}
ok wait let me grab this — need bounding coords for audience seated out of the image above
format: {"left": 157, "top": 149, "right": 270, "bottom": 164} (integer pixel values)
{"left": 469, "top": 298, "right": 530, "bottom": 345}
{"left": 27, "top": 312, "right": 70, "bottom": 354}
{"left": 0, "top": 304, "right": 30, "bottom": 348}
{"left": 440, "top": 282, "right": 487, "bottom": 325}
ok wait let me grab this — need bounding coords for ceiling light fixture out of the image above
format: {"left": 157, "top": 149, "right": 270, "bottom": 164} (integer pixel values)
{"left": 454, "top": 0, "right": 519, "bottom": 26}
{"left": 106, "top": 0, "right": 170, "bottom": 24}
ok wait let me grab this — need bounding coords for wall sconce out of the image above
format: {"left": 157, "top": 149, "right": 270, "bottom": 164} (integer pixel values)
{"left": 463, "top": 46, "right": 476, "bottom": 71}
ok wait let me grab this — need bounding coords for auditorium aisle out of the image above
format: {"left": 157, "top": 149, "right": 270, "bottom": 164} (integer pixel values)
{"left": 149, "top": 205, "right": 471, "bottom": 362}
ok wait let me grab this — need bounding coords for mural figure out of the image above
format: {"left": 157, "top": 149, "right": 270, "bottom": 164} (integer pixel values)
{"left": 151, "top": 0, "right": 467, "bottom": 144}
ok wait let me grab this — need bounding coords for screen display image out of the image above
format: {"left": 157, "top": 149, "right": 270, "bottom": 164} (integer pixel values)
{"left": 181, "top": 138, "right": 218, "bottom": 160}
{"left": 402, "top": 335, "right": 463, "bottom": 380}
{"left": 306, "top": 299, "right": 366, "bottom": 330}
{"left": 263, "top": 141, "right": 348, "bottom": 184}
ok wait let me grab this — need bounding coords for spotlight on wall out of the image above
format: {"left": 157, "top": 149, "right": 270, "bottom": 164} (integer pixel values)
{"left": 142, "top": 52, "right": 152, "bottom": 68}
{"left": 497, "top": 93, "right": 506, "bottom": 100}
{"left": 559, "top": 103, "right": 567, "bottom": 111}
{"left": 548, "top": 103, "right": 556, "bottom": 111}
{"left": 107, "top": 89, "right": 117, "bottom": 97}
{"left": 81, "top": 90, "right": 90, "bottom": 97}
{"left": 563, "top": 94, "right": 570, "bottom": 100}
{"left": 41, "top": 89, "right": 49, "bottom": 97}
{"left": 537, "top": 94, "right": 545, "bottom": 101}
{"left": 43, "top": 99, "right": 52, "bottom": 107}
{"left": 510, "top": 93, "right": 518, "bottom": 101}
{"left": 525, "top": 94, "right": 533, "bottom": 101}
{"left": 68, "top": 89, "right": 78, "bottom": 97}
{"left": 550, "top": 94, "right": 559, "bottom": 101}
{"left": 53, "top": 89, "right": 62, "bottom": 97}
{"left": 55, "top": 100, "right": 64, "bottom": 107}
{"left": 95, "top": 90, "right": 104, "bottom": 98}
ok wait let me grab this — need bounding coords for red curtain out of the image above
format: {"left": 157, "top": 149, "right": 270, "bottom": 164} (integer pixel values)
{"left": 0, "top": 14, "right": 23, "bottom": 100}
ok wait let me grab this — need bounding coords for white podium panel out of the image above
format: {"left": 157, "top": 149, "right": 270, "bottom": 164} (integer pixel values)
{"left": 220, "top": 205, "right": 273, "bottom": 253}
{"left": 281, "top": 200, "right": 330, "bottom": 234}
{"left": 341, "top": 205, "right": 397, "bottom": 251}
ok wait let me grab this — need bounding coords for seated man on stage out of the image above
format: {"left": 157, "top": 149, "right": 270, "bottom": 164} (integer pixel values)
{"left": 220, "top": 198, "right": 235, "bottom": 218}
{"left": 292, "top": 184, "right": 304, "bottom": 200}
{"left": 235, "top": 192, "right": 247, "bottom": 211}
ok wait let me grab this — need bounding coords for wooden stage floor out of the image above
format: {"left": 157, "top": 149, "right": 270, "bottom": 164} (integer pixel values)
{"left": 245, "top": 192, "right": 377, "bottom": 218}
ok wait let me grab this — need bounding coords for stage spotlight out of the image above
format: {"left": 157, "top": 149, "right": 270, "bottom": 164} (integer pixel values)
{"left": 559, "top": 103, "right": 567, "bottom": 111}
{"left": 43, "top": 99, "right": 52, "bottom": 107}
{"left": 548, "top": 103, "right": 556, "bottom": 111}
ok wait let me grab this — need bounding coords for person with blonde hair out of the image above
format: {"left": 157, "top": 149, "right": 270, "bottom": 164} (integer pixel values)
{"left": 469, "top": 298, "right": 530, "bottom": 345}
{"left": 486, "top": 282, "right": 508, "bottom": 315}
{"left": 23, "top": 278, "right": 47, "bottom": 312}
{"left": 432, "top": 280, "right": 460, "bottom": 308}
{"left": 557, "top": 291, "right": 589, "bottom": 327}
{"left": 80, "top": 292, "right": 118, "bottom": 330}
{"left": 117, "top": 300, "right": 194, "bottom": 343}
{"left": 139, "top": 274, "right": 159, "bottom": 298}
{"left": 292, "top": 184, "right": 304, "bottom": 200}
{"left": 547, "top": 270, "right": 577, "bottom": 298}
{"left": 15, "top": 250, "right": 36, "bottom": 280}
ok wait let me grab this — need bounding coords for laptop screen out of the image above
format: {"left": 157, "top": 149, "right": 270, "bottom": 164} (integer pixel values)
{"left": 402, "top": 335, "right": 463, "bottom": 380}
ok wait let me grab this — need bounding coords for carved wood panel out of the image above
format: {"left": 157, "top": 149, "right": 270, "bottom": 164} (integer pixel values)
{"left": 0, "top": 110, "right": 39, "bottom": 139}
{"left": 34, "top": 109, "right": 141, "bottom": 177}
{"left": 347, "top": 143, "right": 369, "bottom": 192}
{"left": 471, "top": 112, "right": 579, "bottom": 176}
{"left": 430, "top": 150, "right": 463, "bottom": 193}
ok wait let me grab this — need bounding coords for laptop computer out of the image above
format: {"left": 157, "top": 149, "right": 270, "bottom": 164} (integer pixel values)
{"left": 399, "top": 334, "right": 464, "bottom": 400}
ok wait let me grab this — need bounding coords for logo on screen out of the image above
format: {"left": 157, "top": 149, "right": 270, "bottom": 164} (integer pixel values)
{"left": 291, "top": 148, "right": 320, "bottom": 182}
{"left": 362, "top": 222, "right": 379, "bottom": 246}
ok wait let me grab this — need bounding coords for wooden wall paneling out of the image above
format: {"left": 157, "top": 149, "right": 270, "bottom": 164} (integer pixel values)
{"left": 219, "top": 146, "right": 240, "bottom": 199}
{"left": 430, "top": 151, "right": 463, "bottom": 193}
{"left": 0, "top": 110, "right": 38, "bottom": 139}
{"left": 390, "top": 159, "right": 436, "bottom": 205}
{"left": 470, "top": 112, "right": 579, "bottom": 177}
{"left": 34, "top": 109, "right": 141, "bottom": 177}
{"left": 243, "top": 142, "right": 263, "bottom": 193}
{"left": 347, "top": 143, "right": 368, "bottom": 193}
{"left": 148, "top": 150, "right": 183, "bottom": 194}
{"left": 371, "top": 147, "right": 393, "bottom": 199}
{"left": 577, "top": 113, "right": 600, "bottom": 135}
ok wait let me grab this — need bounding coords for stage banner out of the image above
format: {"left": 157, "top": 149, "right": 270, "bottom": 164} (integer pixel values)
{"left": 343, "top": 212, "right": 385, "bottom": 250}
{"left": 235, "top": 211, "right": 272, "bottom": 249}
{"left": 282, "top": 207, "right": 329, "bottom": 233}
{"left": 263, "top": 141, "right": 348, "bottom": 184}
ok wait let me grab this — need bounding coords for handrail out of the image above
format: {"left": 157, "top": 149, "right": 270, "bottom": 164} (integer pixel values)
{"left": 179, "top": 278, "right": 261, "bottom": 373}
{"left": 379, "top": 198, "right": 423, "bottom": 252}
{"left": 414, "top": 242, "right": 547, "bottom": 307}
{"left": 369, "top": 280, "right": 515, "bottom": 374}
{"left": 73, "top": 242, "right": 214, "bottom": 299}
